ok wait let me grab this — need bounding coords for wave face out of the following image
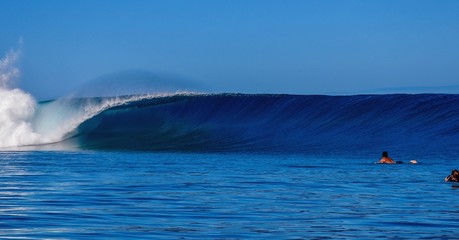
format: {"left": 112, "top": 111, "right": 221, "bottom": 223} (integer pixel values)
{"left": 37, "top": 93, "right": 459, "bottom": 156}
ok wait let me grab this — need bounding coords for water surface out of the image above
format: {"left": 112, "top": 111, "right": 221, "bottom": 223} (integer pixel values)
{"left": 1, "top": 151, "right": 457, "bottom": 239}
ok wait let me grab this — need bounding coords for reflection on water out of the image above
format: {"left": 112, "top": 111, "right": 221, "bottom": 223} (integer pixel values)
{"left": 0, "top": 151, "right": 458, "bottom": 239}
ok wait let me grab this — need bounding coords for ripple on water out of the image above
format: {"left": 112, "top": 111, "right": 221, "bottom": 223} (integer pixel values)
{"left": 0, "top": 152, "right": 458, "bottom": 239}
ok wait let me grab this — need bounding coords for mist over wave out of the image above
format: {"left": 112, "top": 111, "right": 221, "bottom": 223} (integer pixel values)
{"left": 0, "top": 50, "right": 199, "bottom": 149}
{"left": 70, "top": 70, "right": 203, "bottom": 98}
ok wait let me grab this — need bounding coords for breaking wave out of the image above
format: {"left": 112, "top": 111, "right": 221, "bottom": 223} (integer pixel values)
{"left": 18, "top": 93, "right": 459, "bottom": 157}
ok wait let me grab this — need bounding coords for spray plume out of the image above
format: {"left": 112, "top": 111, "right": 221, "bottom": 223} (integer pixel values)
{"left": 0, "top": 49, "right": 40, "bottom": 147}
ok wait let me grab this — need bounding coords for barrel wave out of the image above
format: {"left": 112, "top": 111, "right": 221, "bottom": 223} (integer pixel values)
{"left": 42, "top": 93, "right": 459, "bottom": 156}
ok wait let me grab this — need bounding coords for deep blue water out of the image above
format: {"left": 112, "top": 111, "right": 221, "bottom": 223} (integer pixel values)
{"left": 1, "top": 151, "right": 458, "bottom": 239}
{"left": 34, "top": 93, "right": 459, "bottom": 156}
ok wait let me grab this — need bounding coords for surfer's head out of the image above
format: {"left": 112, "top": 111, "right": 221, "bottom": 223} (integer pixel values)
{"left": 382, "top": 151, "right": 388, "bottom": 158}
{"left": 452, "top": 169, "right": 459, "bottom": 177}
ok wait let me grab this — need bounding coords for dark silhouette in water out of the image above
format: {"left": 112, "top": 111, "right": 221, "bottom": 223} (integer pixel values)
{"left": 378, "top": 151, "right": 395, "bottom": 164}
{"left": 445, "top": 169, "right": 459, "bottom": 182}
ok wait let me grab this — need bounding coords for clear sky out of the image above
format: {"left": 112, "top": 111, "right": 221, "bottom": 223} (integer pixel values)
{"left": 1, "top": 0, "right": 459, "bottom": 100}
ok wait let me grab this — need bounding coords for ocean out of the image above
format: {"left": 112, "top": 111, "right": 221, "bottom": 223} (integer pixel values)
{"left": 1, "top": 93, "right": 459, "bottom": 239}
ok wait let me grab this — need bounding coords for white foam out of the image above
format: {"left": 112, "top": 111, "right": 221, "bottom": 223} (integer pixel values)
{"left": 0, "top": 88, "right": 40, "bottom": 147}
{"left": 0, "top": 50, "right": 40, "bottom": 147}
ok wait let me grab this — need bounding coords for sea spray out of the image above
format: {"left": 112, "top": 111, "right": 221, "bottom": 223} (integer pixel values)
{"left": 0, "top": 49, "right": 40, "bottom": 147}
{"left": 0, "top": 49, "right": 20, "bottom": 88}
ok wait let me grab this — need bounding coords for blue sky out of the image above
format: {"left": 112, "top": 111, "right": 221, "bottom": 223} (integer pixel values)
{"left": 1, "top": 0, "right": 459, "bottom": 100}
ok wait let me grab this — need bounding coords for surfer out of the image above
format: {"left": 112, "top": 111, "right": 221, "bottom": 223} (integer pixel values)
{"left": 445, "top": 169, "right": 459, "bottom": 182}
{"left": 378, "top": 151, "right": 395, "bottom": 164}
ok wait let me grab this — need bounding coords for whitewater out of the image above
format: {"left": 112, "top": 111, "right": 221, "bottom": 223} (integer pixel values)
{"left": 0, "top": 49, "right": 40, "bottom": 147}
